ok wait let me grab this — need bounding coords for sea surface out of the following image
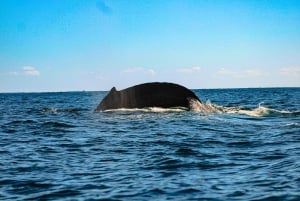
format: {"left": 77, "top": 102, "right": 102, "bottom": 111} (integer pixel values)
{"left": 0, "top": 88, "right": 299, "bottom": 201}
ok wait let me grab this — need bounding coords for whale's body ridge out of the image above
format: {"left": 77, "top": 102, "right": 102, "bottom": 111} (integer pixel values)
{"left": 95, "top": 82, "right": 202, "bottom": 111}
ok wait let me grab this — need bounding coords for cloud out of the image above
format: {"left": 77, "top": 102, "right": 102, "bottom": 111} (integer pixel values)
{"left": 96, "top": 0, "right": 112, "bottom": 15}
{"left": 23, "top": 66, "right": 40, "bottom": 76}
{"left": 148, "top": 69, "right": 156, "bottom": 76}
{"left": 0, "top": 66, "right": 40, "bottom": 77}
{"left": 5, "top": 71, "right": 19, "bottom": 76}
{"left": 216, "top": 68, "right": 241, "bottom": 78}
{"left": 244, "top": 69, "right": 264, "bottom": 77}
{"left": 176, "top": 66, "right": 201, "bottom": 73}
{"left": 122, "top": 67, "right": 156, "bottom": 76}
{"left": 279, "top": 66, "right": 300, "bottom": 75}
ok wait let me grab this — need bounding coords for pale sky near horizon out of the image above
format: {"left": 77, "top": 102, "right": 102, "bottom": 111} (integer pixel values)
{"left": 1, "top": 0, "right": 300, "bottom": 92}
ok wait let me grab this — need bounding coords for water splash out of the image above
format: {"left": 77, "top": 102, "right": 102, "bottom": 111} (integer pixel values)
{"left": 98, "top": 100, "right": 299, "bottom": 117}
{"left": 184, "top": 99, "right": 299, "bottom": 117}
{"left": 188, "top": 98, "right": 222, "bottom": 113}
{"left": 202, "top": 101, "right": 300, "bottom": 117}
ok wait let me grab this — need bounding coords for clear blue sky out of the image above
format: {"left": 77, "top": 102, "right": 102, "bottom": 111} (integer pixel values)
{"left": 1, "top": 0, "right": 300, "bottom": 92}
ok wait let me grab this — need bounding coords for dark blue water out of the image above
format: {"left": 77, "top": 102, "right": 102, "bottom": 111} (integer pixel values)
{"left": 1, "top": 88, "right": 299, "bottom": 200}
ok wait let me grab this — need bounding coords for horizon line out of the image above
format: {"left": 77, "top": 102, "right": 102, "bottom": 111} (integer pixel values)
{"left": 1, "top": 86, "right": 299, "bottom": 94}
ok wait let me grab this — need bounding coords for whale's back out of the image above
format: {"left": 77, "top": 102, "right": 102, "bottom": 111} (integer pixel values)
{"left": 96, "top": 82, "right": 201, "bottom": 111}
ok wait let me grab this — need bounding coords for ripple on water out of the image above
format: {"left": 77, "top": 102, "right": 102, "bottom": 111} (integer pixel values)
{"left": 0, "top": 89, "right": 299, "bottom": 200}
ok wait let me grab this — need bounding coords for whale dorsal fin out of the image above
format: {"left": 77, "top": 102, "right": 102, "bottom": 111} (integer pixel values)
{"left": 110, "top": 87, "right": 117, "bottom": 93}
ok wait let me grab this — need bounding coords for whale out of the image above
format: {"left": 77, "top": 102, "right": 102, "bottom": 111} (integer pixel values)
{"left": 95, "top": 82, "right": 202, "bottom": 111}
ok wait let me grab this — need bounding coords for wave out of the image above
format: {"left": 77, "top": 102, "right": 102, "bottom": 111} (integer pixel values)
{"left": 42, "top": 108, "right": 86, "bottom": 114}
{"left": 202, "top": 101, "right": 300, "bottom": 117}
{"left": 236, "top": 106, "right": 300, "bottom": 117}
{"left": 100, "top": 101, "right": 300, "bottom": 117}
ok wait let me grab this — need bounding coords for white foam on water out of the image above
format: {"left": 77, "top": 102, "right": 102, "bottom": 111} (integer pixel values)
{"left": 101, "top": 100, "right": 299, "bottom": 117}
{"left": 237, "top": 106, "right": 272, "bottom": 117}
{"left": 103, "top": 107, "right": 188, "bottom": 113}
{"left": 42, "top": 108, "right": 59, "bottom": 113}
{"left": 189, "top": 100, "right": 300, "bottom": 117}
{"left": 285, "top": 122, "right": 300, "bottom": 127}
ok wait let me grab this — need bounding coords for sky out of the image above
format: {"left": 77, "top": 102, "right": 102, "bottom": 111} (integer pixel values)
{"left": 1, "top": 0, "right": 300, "bottom": 92}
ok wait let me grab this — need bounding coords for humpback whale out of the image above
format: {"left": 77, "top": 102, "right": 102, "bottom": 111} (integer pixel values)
{"left": 95, "top": 82, "right": 202, "bottom": 111}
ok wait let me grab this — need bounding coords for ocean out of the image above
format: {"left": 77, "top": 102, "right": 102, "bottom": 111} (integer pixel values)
{"left": 0, "top": 88, "right": 299, "bottom": 200}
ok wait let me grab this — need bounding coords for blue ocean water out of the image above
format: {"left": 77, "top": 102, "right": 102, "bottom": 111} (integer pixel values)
{"left": 0, "top": 88, "right": 299, "bottom": 200}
